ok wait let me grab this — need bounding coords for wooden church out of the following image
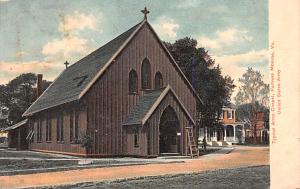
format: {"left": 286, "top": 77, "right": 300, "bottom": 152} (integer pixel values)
{"left": 23, "top": 8, "right": 201, "bottom": 157}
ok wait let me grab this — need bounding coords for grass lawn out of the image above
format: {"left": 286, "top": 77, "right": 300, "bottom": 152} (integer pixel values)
{"left": 0, "top": 159, "right": 77, "bottom": 171}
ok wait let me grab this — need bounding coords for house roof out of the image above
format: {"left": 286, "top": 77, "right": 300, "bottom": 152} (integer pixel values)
{"left": 23, "top": 19, "right": 202, "bottom": 117}
{"left": 4, "top": 119, "right": 28, "bottom": 131}
{"left": 123, "top": 85, "right": 195, "bottom": 126}
{"left": 222, "top": 103, "right": 237, "bottom": 110}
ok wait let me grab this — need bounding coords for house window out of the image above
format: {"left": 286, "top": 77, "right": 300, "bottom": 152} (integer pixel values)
{"left": 37, "top": 119, "right": 42, "bottom": 142}
{"left": 227, "top": 110, "right": 233, "bottom": 119}
{"left": 70, "top": 110, "right": 79, "bottom": 142}
{"left": 154, "top": 72, "right": 163, "bottom": 89}
{"left": 219, "top": 111, "right": 223, "bottom": 119}
{"left": 141, "top": 58, "right": 151, "bottom": 89}
{"left": 46, "top": 117, "right": 52, "bottom": 142}
{"left": 129, "top": 69, "right": 138, "bottom": 93}
{"left": 134, "top": 127, "right": 139, "bottom": 147}
{"left": 57, "top": 114, "right": 64, "bottom": 142}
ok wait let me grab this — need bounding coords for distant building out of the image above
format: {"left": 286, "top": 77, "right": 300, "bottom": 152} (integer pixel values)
{"left": 245, "top": 112, "right": 269, "bottom": 144}
{"left": 199, "top": 104, "right": 245, "bottom": 146}
{"left": 3, "top": 119, "right": 28, "bottom": 150}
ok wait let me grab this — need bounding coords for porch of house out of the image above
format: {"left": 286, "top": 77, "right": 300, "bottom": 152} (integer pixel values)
{"left": 198, "top": 123, "right": 245, "bottom": 147}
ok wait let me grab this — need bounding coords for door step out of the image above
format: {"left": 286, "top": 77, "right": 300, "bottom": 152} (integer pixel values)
{"left": 159, "top": 153, "right": 180, "bottom": 156}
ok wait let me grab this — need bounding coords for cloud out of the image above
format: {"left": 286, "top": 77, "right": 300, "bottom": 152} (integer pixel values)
{"left": 0, "top": 11, "right": 101, "bottom": 84}
{"left": 42, "top": 35, "right": 91, "bottom": 61}
{"left": 215, "top": 49, "right": 268, "bottom": 66}
{"left": 176, "top": 0, "right": 200, "bottom": 8}
{"left": 0, "top": 60, "right": 62, "bottom": 84}
{"left": 0, "top": 0, "right": 9, "bottom": 2}
{"left": 213, "top": 49, "right": 269, "bottom": 100}
{"left": 152, "top": 17, "right": 179, "bottom": 40}
{"left": 197, "top": 26, "right": 253, "bottom": 50}
{"left": 59, "top": 11, "right": 97, "bottom": 34}
{"left": 42, "top": 11, "right": 99, "bottom": 62}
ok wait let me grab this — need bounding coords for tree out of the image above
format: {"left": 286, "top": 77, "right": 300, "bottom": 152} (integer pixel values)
{"left": 235, "top": 67, "right": 269, "bottom": 107}
{"left": 0, "top": 73, "right": 52, "bottom": 128}
{"left": 165, "top": 37, "right": 235, "bottom": 128}
{"left": 234, "top": 68, "right": 269, "bottom": 142}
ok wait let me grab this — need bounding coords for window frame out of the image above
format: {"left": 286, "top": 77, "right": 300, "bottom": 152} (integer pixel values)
{"left": 70, "top": 110, "right": 79, "bottom": 143}
{"left": 37, "top": 119, "right": 43, "bottom": 142}
{"left": 56, "top": 113, "right": 64, "bottom": 142}
{"left": 227, "top": 110, "right": 233, "bottom": 119}
{"left": 134, "top": 127, "right": 139, "bottom": 148}
{"left": 154, "top": 71, "right": 163, "bottom": 89}
{"left": 46, "top": 116, "right": 52, "bottom": 142}
{"left": 128, "top": 69, "right": 138, "bottom": 94}
{"left": 141, "top": 58, "right": 151, "bottom": 90}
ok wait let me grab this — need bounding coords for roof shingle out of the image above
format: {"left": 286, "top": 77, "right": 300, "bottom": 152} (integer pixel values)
{"left": 123, "top": 89, "right": 164, "bottom": 125}
{"left": 23, "top": 22, "right": 142, "bottom": 116}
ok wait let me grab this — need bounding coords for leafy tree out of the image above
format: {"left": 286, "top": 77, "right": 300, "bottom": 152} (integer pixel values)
{"left": 235, "top": 67, "right": 269, "bottom": 107}
{"left": 0, "top": 73, "right": 52, "bottom": 128}
{"left": 165, "top": 37, "right": 235, "bottom": 128}
{"left": 234, "top": 68, "right": 270, "bottom": 142}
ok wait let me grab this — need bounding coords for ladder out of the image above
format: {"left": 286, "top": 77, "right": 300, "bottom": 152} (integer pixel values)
{"left": 186, "top": 126, "right": 199, "bottom": 158}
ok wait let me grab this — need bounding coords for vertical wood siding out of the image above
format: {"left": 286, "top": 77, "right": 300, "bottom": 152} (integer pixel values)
{"left": 124, "top": 92, "right": 191, "bottom": 156}
{"left": 28, "top": 104, "right": 87, "bottom": 156}
{"left": 85, "top": 24, "right": 197, "bottom": 156}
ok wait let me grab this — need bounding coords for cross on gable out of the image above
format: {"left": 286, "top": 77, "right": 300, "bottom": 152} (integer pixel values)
{"left": 64, "top": 61, "right": 70, "bottom": 69}
{"left": 141, "top": 7, "right": 150, "bottom": 20}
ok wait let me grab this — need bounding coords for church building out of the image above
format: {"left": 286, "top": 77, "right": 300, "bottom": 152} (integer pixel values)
{"left": 23, "top": 8, "right": 201, "bottom": 157}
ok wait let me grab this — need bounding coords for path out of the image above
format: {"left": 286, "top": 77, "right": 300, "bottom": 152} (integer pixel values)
{"left": 0, "top": 146, "right": 269, "bottom": 189}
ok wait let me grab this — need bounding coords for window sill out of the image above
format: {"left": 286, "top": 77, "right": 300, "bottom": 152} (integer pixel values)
{"left": 37, "top": 141, "right": 43, "bottom": 143}
{"left": 141, "top": 88, "right": 151, "bottom": 91}
{"left": 134, "top": 145, "right": 139, "bottom": 148}
{"left": 56, "top": 141, "right": 65, "bottom": 144}
{"left": 70, "top": 141, "right": 81, "bottom": 144}
{"left": 46, "top": 141, "right": 52, "bottom": 143}
{"left": 129, "top": 92, "right": 138, "bottom": 95}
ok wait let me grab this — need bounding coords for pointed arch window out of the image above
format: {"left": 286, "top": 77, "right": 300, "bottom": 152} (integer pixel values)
{"left": 141, "top": 58, "right": 151, "bottom": 89}
{"left": 129, "top": 69, "right": 138, "bottom": 93}
{"left": 154, "top": 72, "right": 163, "bottom": 89}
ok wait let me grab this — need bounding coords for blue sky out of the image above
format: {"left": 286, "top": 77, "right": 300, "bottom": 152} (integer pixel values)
{"left": 0, "top": 0, "right": 268, "bottom": 98}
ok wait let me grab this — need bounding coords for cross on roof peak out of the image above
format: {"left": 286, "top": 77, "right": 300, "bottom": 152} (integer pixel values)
{"left": 64, "top": 61, "right": 70, "bottom": 69}
{"left": 141, "top": 7, "right": 150, "bottom": 20}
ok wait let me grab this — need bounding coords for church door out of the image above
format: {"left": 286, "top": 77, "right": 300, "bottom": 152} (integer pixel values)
{"left": 159, "top": 106, "right": 180, "bottom": 154}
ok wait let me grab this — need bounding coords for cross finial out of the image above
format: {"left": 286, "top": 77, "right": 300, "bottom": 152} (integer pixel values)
{"left": 64, "top": 61, "right": 70, "bottom": 69}
{"left": 141, "top": 7, "right": 150, "bottom": 20}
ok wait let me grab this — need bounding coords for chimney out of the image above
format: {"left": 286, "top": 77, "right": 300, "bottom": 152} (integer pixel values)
{"left": 36, "top": 74, "right": 43, "bottom": 98}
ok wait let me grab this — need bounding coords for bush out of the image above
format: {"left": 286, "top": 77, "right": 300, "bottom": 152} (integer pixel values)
{"left": 80, "top": 132, "right": 93, "bottom": 151}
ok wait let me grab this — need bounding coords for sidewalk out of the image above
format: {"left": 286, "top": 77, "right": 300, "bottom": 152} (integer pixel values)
{"left": 0, "top": 146, "right": 269, "bottom": 189}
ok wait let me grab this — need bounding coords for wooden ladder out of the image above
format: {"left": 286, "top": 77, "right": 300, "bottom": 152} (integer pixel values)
{"left": 186, "top": 126, "right": 199, "bottom": 158}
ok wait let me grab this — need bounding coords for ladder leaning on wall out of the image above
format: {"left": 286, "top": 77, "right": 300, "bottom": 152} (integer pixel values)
{"left": 186, "top": 126, "right": 199, "bottom": 158}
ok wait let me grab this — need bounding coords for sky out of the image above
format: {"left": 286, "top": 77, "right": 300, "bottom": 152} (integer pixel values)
{"left": 0, "top": 0, "right": 268, "bottom": 99}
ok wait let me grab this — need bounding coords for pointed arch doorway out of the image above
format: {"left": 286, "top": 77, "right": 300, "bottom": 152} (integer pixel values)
{"left": 159, "top": 106, "right": 180, "bottom": 154}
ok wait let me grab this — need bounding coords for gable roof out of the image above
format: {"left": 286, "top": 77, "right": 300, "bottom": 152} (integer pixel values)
{"left": 23, "top": 21, "right": 144, "bottom": 116}
{"left": 4, "top": 119, "right": 28, "bottom": 131}
{"left": 123, "top": 85, "right": 195, "bottom": 126}
{"left": 24, "top": 19, "right": 202, "bottom": 117}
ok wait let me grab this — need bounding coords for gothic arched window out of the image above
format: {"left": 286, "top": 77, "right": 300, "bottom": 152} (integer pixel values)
{"left": 154, "top": 72, "right": 163, "bottom": 89}
{"left": 129, "top": 69, "right": 138, "bottom": 93}
{"left": 141, "top": 58, "right": 151, "bottom": 89}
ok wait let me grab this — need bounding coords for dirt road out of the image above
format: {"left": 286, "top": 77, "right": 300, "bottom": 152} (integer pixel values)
{"left": 0, "top": 146, "right": 269, "bottom": 189}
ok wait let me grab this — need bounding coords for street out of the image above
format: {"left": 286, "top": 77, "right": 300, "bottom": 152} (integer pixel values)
{"left": 0, "top": 145, "right": 269, "bottom": 188}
